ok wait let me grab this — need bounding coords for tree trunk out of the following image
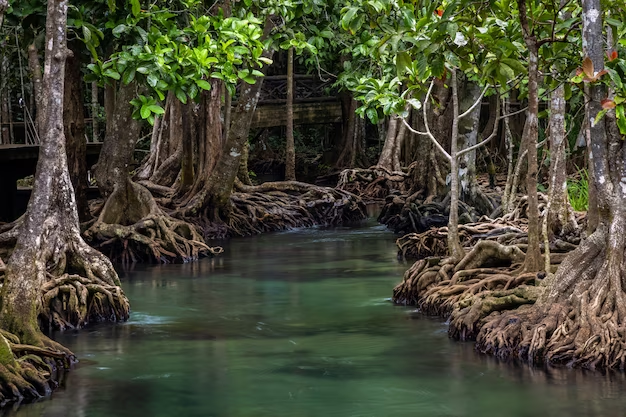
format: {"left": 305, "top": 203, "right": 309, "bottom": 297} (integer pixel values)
{"left": 0, "top": 0, "right": 128, "bottom": 401}
{"left": 88, "top": 83, "right": 212, "bottom": 262}
{"left": 94, "top": 82, "right": 141, "bottom": 198}
{"left": 377, "top": 116, "right": 400, "bottom": 171}
{"left": 64, "top": 42, "right": 89, "bottom": 222}
{"left": 518, "top": 0, "right": 542, "bottom": 272}
{"left": 335, "top": 93, "right": 366, "bottom": 169}
{"left": 180, "top": 101, "right": 195, "bottom": 193}
{"left": 27, "top": 43, "right": 44, "bottom": 136}
{"left": 458, "top": 81, "right": 494, "bottom": 214}
{"left": 177, "top": 79, "right": 225, "bottom": 205}
{"left": 0, "top": 0, "right": 7, "bottom": 28}
{"left": 546, "top": 84, "right": 576, "bottom": 237}
{"left": 447, "top": 69, "right": 465, "bottom": 261}
{"left": 177, "top": 31, "right": 274, "bottom": 218}
{"left": 91, "top": 79, "right": 99, "bottom": 142}
{"left": 285, "top": 47, "right": 296, "bottom": 181}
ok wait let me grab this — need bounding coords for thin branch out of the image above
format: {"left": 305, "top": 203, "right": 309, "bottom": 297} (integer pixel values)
{"left": 459, "top": 84, "right": 489, "bottom": 120}
{"left": 416, "top": 79, "right": 452, "bottom": 161}
{"left": 458, "top": 97, "right": 501, "bottom": 158}
{"left": 501, "top": 106, "right": 528, "bottom": 118}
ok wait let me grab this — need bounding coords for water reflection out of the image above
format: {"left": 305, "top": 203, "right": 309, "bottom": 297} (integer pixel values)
{"left": 7, "top": 222, "right": 626, "bottom": 417}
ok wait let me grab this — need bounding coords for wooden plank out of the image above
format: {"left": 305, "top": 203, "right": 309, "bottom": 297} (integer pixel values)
{"left": 251, "top": 102, "right": 342, "bottom": 128}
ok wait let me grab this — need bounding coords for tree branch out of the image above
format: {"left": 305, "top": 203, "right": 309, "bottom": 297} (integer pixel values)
{"left": 458, "top": 96, "right": 501, "bottom": 158}
{"left": 458, "top": 84, "right": 489, "bottom": 120}
{"left": 400, "top": 83, "right": 452, "bottom": 162}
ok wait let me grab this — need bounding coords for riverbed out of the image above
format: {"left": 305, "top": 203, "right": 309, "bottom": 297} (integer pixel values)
{"left": 10, "top": 221, "right": 626, "bottom": 416}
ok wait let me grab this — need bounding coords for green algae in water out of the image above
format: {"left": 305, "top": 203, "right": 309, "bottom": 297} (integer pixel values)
{"left": 12, "top": 222, "right": 626, "bottom": 417}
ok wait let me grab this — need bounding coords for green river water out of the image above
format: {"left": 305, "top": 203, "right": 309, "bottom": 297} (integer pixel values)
{"left": 8, "top": 220, "right": 626, "bottom": 417}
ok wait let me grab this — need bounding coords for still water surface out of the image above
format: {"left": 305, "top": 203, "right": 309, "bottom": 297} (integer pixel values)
{"left": 10, "top": 221, "right": 626, "bottom": 416}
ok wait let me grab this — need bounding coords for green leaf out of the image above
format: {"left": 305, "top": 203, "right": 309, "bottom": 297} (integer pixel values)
{"left": 196, "top": 80, "right": 212, "bottom": 90}
{"left": 366, "top": 108, "right": 379, "bottom": 124}
{"left": 147, "top": 74, "right": 159, "bottom": 88}
{"left": 617, "top": 105, "right": 626, "bottom": 135}
{"left": 175, "top": 88, "right": 187, "bottom": 104}
{"left": 396, "top": 51, "right": 412, "bottom": 76}
{"left": 341, "top": 7, "right": 359, "bottom": 31}
{"left": 148, "top": 105, "right": 165, "bottom": 115}
{"left": 112, "top": 24, "right": 127, "bottom": 38}
{"left": 103, "top": 69, "right": 121, "bottom": 80}
{"left": 500, "top": 58, "right": 526, "bottom": 74}
{"left": 122, "top": 68, "right": 136, "bottom": 85}
{"left": 498, "top": 62, "right": 515, "bottom": 81}
{"left": 140, "top": 105, "right": 151, "bottom": 119}
{"left": 131, "top": 0, "right": 141, "bottom": 17}
{"left": 82, "top": 25, "right": 92, "bottom": 43}
{"left": 406, "top": 98, "right": 422, "bottom": 110}
{"left": 594, "top": 109, "right": 608, "bottom": 126}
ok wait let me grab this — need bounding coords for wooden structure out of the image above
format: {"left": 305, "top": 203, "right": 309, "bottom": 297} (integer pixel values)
{"left": 0, "top": 143, "right": 102, "bottom": 221}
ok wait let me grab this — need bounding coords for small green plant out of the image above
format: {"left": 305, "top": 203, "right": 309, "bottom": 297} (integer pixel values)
{"left": 567, "top": 169, "right": 589, "bottom": 211}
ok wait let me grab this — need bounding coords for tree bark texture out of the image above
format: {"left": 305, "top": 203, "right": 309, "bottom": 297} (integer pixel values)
{"left": 95, "top": 82, "right": 142, "bottom": 199}
{"left": 446, "top": 69, "right": 465, "bottom": 261}
{"left": 518, "top": 0, "right": 542, "bottom": 272}
{"left": 546, "top": 84, "right": 576, "bottom": 237}
{"left": 377, "top": 116, "right": 400, "bottom": 171}
{"left": 64, "top": 42, "right": 89, "bottom": 222}
{"left": 27, "top": 43, "right": 44, "bottom": 137}
{"left": 285, "top": 47, "right": 296, "bottom": 181}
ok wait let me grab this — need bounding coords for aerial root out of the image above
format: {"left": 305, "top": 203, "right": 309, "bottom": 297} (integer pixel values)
{"left": 40, "top": 272, "right": 130, "bottom": 331}
{"left": 86, "top": 213, "right": 222, "bottom": 263}
{"left": 336, "top": 167, "right": 408, "bottom": 202}
{"left": 392, "top": 238, "right": 553, "bottom": 344}
{"left": 396, "top": 220, "right": 527, "bottom": 260}
{"left": 0, "top": 331, "right": 74, "bottom": 407}
{"left": 215, "top": 180, "right": 367, "bottom": 238}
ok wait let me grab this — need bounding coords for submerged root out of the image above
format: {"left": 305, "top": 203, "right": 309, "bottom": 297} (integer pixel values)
{"left": 212, "top": 180, "right": 368, "bottom": 238}
{"left": 85, "top": 181, "right": 222, "bottom": 263}
{"left": 0, "top": 332, "right": 73, "bottom": 407}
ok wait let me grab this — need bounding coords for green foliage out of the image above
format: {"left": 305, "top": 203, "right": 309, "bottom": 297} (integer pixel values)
{"left": 567, "top": 169, "right": 589, "bottom": 212}
{"left": 81, "top": 0, "right": 272, "bottom": 123}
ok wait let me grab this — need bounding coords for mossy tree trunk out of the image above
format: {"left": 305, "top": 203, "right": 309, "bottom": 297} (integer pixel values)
{"left": 0, "top": 1, "right": 129, "bottom": 402}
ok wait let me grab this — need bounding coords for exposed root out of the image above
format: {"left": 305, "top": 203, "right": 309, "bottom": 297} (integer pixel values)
{"left": 378, "top": 192, "right": 483, "bottom": 235}
{"left": 474, "top": 226, "right": 626, "bottom": 369}
{"left": 0, "top": 332, "right": 74, "bottom": 407}
{"left": 209, "top": 180, "right": 367, "bottom": 238}
{"left": 396, "top": 221, "right": 527, "bottom": 260}
{"left": 85, "top": 181, "right": 222, "bottom": 263}
{"left": 337, "top": 167, "right": 408, "bottom": 202}
{"left": 393, "top": 240, "right": 530, "bottom": 312}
